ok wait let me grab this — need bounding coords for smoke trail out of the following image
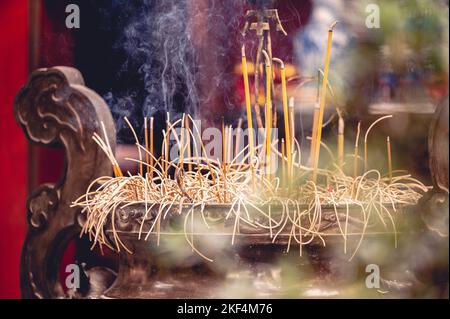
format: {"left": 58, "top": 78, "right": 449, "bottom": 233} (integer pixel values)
{"left": 103, "top": 0, "right": 247, "bottom": 143}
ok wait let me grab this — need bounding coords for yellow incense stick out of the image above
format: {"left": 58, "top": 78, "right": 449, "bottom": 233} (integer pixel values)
{"left": 180, "top": 113, "right": 185, "bottom": 168}
{"left": 262, "top": 50, "right": 272, "bottom": 177}
{"left": 312, "top": 21, "right": 337, "bottom": 183}
{"left": 310, "top": 69, "right": 321, "bottom": 166}
{"left": 310, "top": 102, "right": 320, "bottom": 165}
{"left": 288, "top": 97, "right": 295, "bottom": 189}
{"left": 113, "top": 164, "right": 123, "bottom": 177}
{"left": 281, "top": 138, "right": 286, "bottom": 190}
{"left": 273, "top": 58, "right": 292, "bottom": 184}
{"left": 241, "top": 45, "right": 255, "bottom": 164}
{"left": 387, "top": 136, "right": 392, "bottom": 183}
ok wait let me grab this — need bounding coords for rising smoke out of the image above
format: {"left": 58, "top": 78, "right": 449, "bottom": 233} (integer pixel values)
{"left": 102, "top": 0, "right": 250, "bottom": 144}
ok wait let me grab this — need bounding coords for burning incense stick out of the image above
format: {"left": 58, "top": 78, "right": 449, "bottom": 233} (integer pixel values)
{"left": 180, "top": 113, "right": 186, "bottom": 168}
{"left": 144, "top": 117, "right": 149, "bottom": 174}
{"left": 185, "top": 115, "right": 192, "bottom": 172}
{"left": 387, "top": 136, "right": 392, "bottom": 183}
{"left": 364, "top": 115, "right": 393, "bottom": 172}
{"left": 338, "top": 112, "right": 344, "bottom": 170}
{"left": 354, "top": 121, "right": 361, "bottom": 178}
{"left": 164, "top": 112, "right": 170, "bottom": 178}
{"left": 150, "top": 116, "right": 154, "bottom": 176}
{"left": 311, "top": 21, "right": 337, "bottom": 183}
{"left": 273, "top": 57, "right": 292, "bottom": 184}
{"left": 262, "top": 50, "right": 272, "bottom": 176}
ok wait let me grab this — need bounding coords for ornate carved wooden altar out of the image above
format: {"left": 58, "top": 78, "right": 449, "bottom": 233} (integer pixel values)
{"left": 15, "top": 67, "right": 448, "bottom": 298}
{"left": 15, "top": 67, "right": 115, "bottom": 298}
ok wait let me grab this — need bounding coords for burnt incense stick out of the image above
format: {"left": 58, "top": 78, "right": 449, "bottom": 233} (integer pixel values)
{"left": 222, "top": 117, "right": 226, "bottom": 165}
{"left": 144, "top": 117, "right": 149, "bottom": 174}
{"left": 222, "top": 117, "right": 227, "bottom": 202}
{"left": 338, "top": 112, "right": 344, "bottom": 170}
{"left": 180, "top": 113, "right": 186, "bottom": 168}
{"left": 364, "top": 115, "right": 393, "bottom": 172}
{"left": 185, "top": 115, "right": 192, "bottom": 172}
{"left": 354, "top": 121, "right": 361, "bottom": 178}
{"left": 235, "top": 117, "right": 243, "bottom": 161}
{"left": 387, "top": 136, "right": 392, "bottom": 183}
{"left": 164, "top": 112, "right": 170, "bottom": 178}
{"left": 228, "top": 125, "right": 233, "bottom": 165}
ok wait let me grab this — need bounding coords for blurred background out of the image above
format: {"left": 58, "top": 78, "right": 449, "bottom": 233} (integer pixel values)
{"left": 0, "top": 0, "right": 448, "bottom": 298}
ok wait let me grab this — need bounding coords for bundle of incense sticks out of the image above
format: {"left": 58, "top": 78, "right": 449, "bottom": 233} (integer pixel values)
{"left": 72, "top": 12, "right": 432, "bottom": 262}
{"left": 80, "top": 111, "right": 427, "bottom": 259}
{"left": 97, "top": 19, "right": 404, "bottom": 205}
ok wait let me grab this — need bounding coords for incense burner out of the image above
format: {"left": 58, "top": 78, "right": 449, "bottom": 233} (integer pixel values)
{"left": 15, "top": 67, "right": 448, "bottom": 298}
{"left": 99, "top": 202, "right": 412, "bottom": 299}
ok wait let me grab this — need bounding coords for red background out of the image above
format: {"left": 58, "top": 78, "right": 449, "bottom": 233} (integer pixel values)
{"left": 0, "top": 0, "right": 28, "bottom": 299}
